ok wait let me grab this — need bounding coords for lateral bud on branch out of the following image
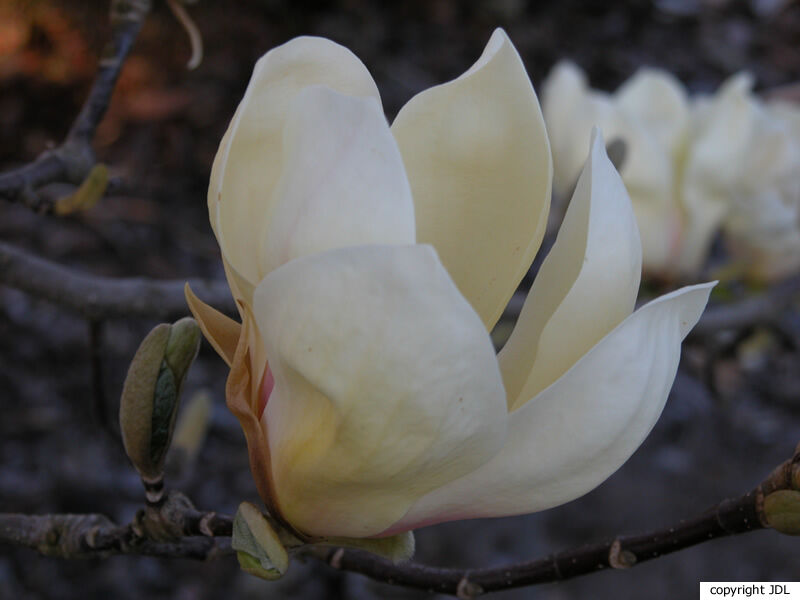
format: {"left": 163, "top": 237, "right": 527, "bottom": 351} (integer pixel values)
{"left": 119, "top": 317, "right": 201, "bottom": 498}
{"left": 763, "top": 490, "right": 800, "bottom": 535}
{"left": 232, "top": 502, "right": 290, "bottom": 580}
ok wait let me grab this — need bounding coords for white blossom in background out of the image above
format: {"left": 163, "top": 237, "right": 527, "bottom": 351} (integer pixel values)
{"left": 543, "top": 62, "right": 800, "bottom": 283}
{"left": 186, "top": 30, "right": 712, "bottom": 540}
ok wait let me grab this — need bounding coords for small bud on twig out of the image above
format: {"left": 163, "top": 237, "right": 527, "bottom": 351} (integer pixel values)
{"left": 232, "top": 502, "right": 290, "bottom": 580}
{"left": 119, "top": 318, "right": 201, "bottom": 488}
{"left": 763, "top": 490, "right": 800, "bottom": 535}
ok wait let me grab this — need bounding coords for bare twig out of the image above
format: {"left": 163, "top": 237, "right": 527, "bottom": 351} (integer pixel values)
{"left": 690, "top": 274, "right": 800, "bottom": 338}
{"left": 316, "top": 443, "right": 799, "bottom": 596}
{"left": 0, "top": 491, "right": 232, "bottom": 560}
{"left": 0, "top": 240, "right": 234, "bottom": 319}
{"left": 2, "top": 444, "right": 799, "bottom": 596}
{"left": 0, "top": 0, "right": 152, "bottom": 210}
{"left": 0, "top": 514, "right": 230, "bottom": 560}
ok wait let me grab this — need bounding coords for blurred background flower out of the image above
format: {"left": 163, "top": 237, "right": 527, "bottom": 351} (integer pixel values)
{"left": 542, "top": 64, "right": 800, "bottom": 284}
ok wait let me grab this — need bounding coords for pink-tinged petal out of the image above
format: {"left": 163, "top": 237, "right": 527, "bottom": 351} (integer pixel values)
{"left": 253, "top": 244, "right": 507, "bottom": 538}
{"left": 388, "top": 282, "right": 714, "bottom": 531}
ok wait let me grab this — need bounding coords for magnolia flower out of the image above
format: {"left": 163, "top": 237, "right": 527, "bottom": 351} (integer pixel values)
{"left": 186, "top": 30, "right": 712, "bottom": 540}
{"left": 543, "top": 61, "right": 696, "bottom": 279}
{"left": 543, "top": 63, "right": 800, "bottom": 282}
{"left": 693, "top": 76, "right": 800, "bottom": 282}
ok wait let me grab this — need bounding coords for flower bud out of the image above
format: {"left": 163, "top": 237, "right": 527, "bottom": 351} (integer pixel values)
{"left": 232, "top": 502, "right": 289, "bottom": 580}
{"left": 763, "top": 490, "right": 800, "bottom": 536}
{"left": 119, "top": 318, "right": 201, "bottom": 482}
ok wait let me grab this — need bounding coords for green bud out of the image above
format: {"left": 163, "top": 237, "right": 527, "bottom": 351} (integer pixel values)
{"left": 232, "top": 502, "right": 289, "bottom": 580}
{"left": 764, "top": 490, "right": 800, "bottom": 536}
{"left": 164, "top": 317, "right": 202, "bottom": 381}
{"left": 119, "top": 318, "right": 201, "bottom": 481}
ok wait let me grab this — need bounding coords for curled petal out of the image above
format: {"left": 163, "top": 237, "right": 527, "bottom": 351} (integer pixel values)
{"left": 253, "top": 244, "right": 507, "bottom": 538}
{"left": 542, "top": 63, "right": 680, "bottom": 277}
{"left": 224, "top": 303, "right": 278, "bottom": 524}
{"left": 392, "top": 28, "right": 552, "bottom": 330}
{"left": 184, "top": 283, "right": 240, "bottom": 366}
{"left": 389, "top": 282, "right": 714, "bottom": 531}
{"left": 209, "top": 37, "right": 381, "bottom": 290}
{"left": 499, "top": 131, "right": 641, "bottom": 410}
{"left": 259, "top": 86, "right": 415, "bottom": 275}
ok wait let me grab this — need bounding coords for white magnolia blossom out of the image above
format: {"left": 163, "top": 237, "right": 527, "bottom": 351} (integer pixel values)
{"left": 186, "top": 30, "right": 713, "bottom": 540}
{"left": 543, "top": 62, "right": 800, "bottom": 282}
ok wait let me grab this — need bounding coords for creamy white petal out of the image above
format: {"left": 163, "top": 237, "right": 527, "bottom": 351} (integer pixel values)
{"left": 615, "top": 68, "right": 690, "bottom": 157}
{"left": 542, "top": 64, "right": 671, "bottom": 200}
{"left": 721, "top": 95, "right": 800, "bottom": 281}
{"left": 542, "top": 61, "right": 594, "bottom": 197}
{"left": 259, "top": 86, "right": 415, "bottom": 275}
{"left": 679, "top": 74, "right": 756, "bottom": 275}
{"left": 686, "top": 73, "right": 754, "bottom": 188}
{"left": 209, "top": 37, "right": 381, "bottom": 289}
{"left": 499, "top": 131, "right": 642, "bottom": 409}
{"left": 391, "top": 28, "right": 552, "bottom": 330}
{"left": 390, "top": 282, "right": 714, "bottom": 530}
{"left": 253, "top": 244, "right": 508, "bottom": 538}
{"left": 542, "top": 63, "right": 682, "bottom": 278}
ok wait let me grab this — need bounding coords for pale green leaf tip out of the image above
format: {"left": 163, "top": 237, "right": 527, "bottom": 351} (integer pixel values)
{"left": 764, "top": 490, "right": 800, "bottom": 536}
{"left": 321, "top": 531, "right": 415, "bottom": 563}
{"left": 164, "top": 317, "right": 201, "bottom": 381}
{"left": 232, "top": 502, "right": 290, "bottom": 579}
{"left": 236, "top": 551, "right": 284, "bottom": 580}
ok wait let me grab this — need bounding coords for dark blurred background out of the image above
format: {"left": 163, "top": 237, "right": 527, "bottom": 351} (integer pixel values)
{"left": 1, "top": 0, "right": 799, "bottom": 598}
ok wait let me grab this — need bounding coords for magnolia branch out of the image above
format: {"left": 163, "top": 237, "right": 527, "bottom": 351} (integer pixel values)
{"left": 689, "top": 273, "right": 800, "bottom": 337}
{"left": 0, "top": 0, "right": 151, "bottom": 210}
{"left": 2, "top": 444, "right": 798, "bottom": 597}
{"left": 0, "top": 492, "right": 232, "bottom": 560}
{"left": 0, "top": 240, "right": 235, "bottom": 319}
{"left": 316, "top": 445, "right": 799, "bottom": 597}
{"left": 3, "top": 238, "right": 799, "bottom": 329}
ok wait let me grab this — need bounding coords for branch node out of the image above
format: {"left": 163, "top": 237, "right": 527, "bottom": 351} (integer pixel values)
{"left": 329, "top": 547, "right": 345, "bottom": 569}
{"left": 608, "top": 538, "right": 637, "bottom": 569}
{"left": 456, "top": 575, "right": 484, "bottom": 600}
{"left": 199, "top": 513, "right": 217, "bottom": 537}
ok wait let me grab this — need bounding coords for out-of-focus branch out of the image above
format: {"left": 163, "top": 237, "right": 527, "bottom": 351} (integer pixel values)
{"left": 502, "top": 273, "right": 800, "bottom": 341}
{"left": 0, "top": 0, "right": 151, "bottom": 210}
{"left": 3, "top": 445, "right": 799, "bottom": 597}
{"left": 690, "top": 274, "right": 800, "bottom": 338}
{"left": 0, "top": 240, "right": 234, "bottom": 319}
